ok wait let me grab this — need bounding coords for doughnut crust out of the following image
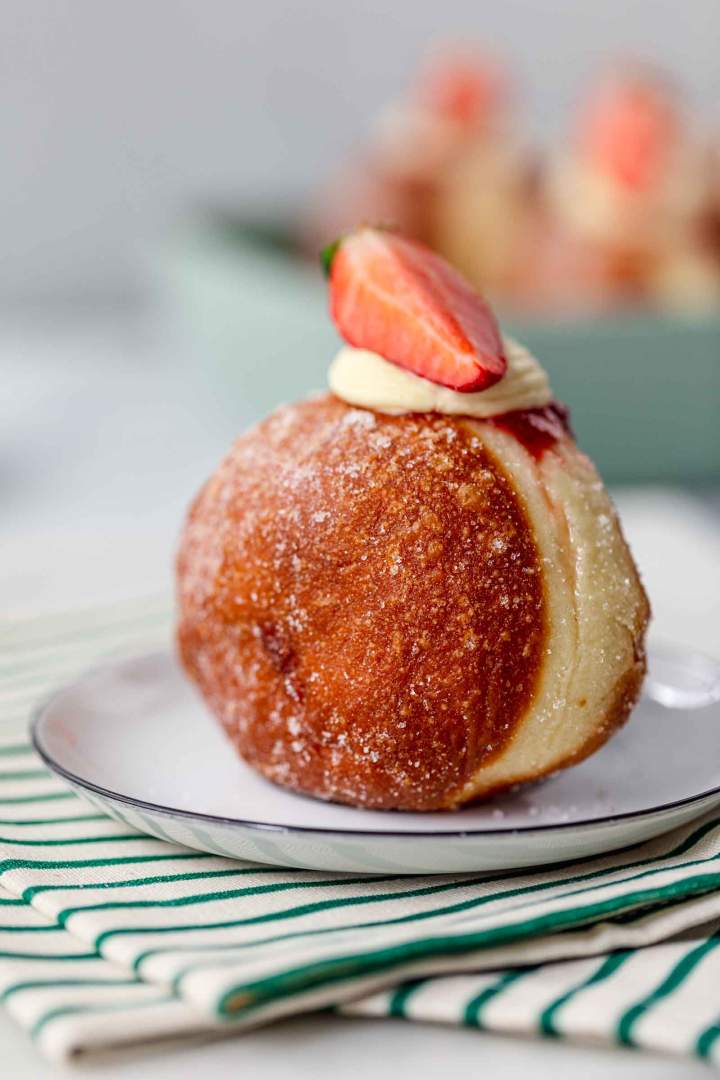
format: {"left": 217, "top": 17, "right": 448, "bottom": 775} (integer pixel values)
{"left": 177, "top": 394, "right": 649, "bottom": 811}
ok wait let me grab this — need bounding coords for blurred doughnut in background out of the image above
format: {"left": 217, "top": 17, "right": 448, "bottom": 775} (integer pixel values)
{"left": 304, "top": 47, "right": 720, "bottom": 315}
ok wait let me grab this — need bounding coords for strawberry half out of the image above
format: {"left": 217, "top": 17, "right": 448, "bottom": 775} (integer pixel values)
{"left": 416, "top": 49, "right": 505, "bottom": 128}
{"left": 580, "top": 75, "right": 677, "bottom": 192}
{"left": 325, "top": 227, "right": 507, "bottom": 393}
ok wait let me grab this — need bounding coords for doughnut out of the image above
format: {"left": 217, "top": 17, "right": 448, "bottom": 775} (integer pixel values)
{"left": 176, "top": 226, "right": 649, "bottom": 811}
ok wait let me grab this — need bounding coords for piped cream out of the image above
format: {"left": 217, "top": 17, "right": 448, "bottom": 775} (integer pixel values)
{"left": 328, "top": 335, "right": 552, "bottom": 418}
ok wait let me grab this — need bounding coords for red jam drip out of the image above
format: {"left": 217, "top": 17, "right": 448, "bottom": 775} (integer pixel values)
{"left": 489, "top": 401, "right": 572, "bottom": 459}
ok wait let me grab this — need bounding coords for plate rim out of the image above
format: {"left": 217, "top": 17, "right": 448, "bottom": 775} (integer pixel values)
{"left": 29, "top": 649, "right": 720, "bottom": 843}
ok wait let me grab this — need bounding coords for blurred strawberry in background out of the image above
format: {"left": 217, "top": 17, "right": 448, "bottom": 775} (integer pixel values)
{"left": 303, "top": 44, "right": 527, "bottom": 292}
{"left": 305, "top": 49, "right": 720, "bottom": 315}
{"left": 545, "top": 67, "right": 719, "bottom": 311}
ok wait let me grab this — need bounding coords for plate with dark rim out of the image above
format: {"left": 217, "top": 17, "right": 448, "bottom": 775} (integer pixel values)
{"left": 32, "top": 647, "right": 720, "bottom": 874}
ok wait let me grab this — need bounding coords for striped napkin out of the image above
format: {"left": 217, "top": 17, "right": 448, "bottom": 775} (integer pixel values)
{"left": 2, "top": 599, "right": 720, "bottom": 1065}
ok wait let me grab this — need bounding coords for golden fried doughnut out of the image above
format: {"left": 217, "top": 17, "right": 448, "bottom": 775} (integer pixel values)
{"left": 177, "top": 395, "right": 649, "bottom": 811}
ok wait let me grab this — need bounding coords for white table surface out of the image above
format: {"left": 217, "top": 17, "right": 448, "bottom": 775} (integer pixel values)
{"left": 1, "top": 308, "right": 718, "bottom": 1077}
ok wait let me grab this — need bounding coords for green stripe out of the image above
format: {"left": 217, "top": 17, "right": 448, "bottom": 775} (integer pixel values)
{"left": 166, "top": 882, "right": 560, "bottom": 987}
{"left": 56, "top": 875, "right": 397, "bottom": 929}
{"left": 162, "top": 838, "right": 720, "bottom": 992}
{"left": 0, "top": 814, "right": 106, "bottom": 827}
{"left": 30, "top": 993, "right": 174, "bottom": 1040}
{"left": 387, "top": 979, "right": 425, "bottom": 1018}
{"left": 0, "top": 852, "right": 208, "bottom": 875}
{"left": 215, "top": 870, "right": 720, "bottom": 1017}
{"left": 0, "top": 897, "right": 24, "bottom": 906}
{"left": 23, "top": 865, "right": 278, "bottom": 902}
{"left": 12, "top": 794, "right": 716, "bottom": 954}
{"left": 697, "top": 1022, "right": 720, "bottom": 1060}
{"left": 0, "top": 792, "right": 76, "bottom": 806}
{"left": 0, "top": 769, "right": 49, "bottom": 782}
{"left": 167, "top": 892, "right": 698, "bottom": 992}
{"left": 114, "top": 826, "right": 720, "bottom": 967}
{"left": 1, "top": 976, "right": 140, "bottom": 1004}
{"left": 0, "top": 831, "right": 146, "bottom": 847}
{"left": 0, "top": 743, "right": 32, "bottom": 756}
{"left": 617, "top": 934, "right": 720, "bottom": 1045}
{"left": 0, "top": 949, "right": 98, "bottom": 961}
{"left": 119, "top": 873, "right": 565, "bottom": 961}
{"left": 464, "top": 968, "right": 534, "bottom": 1026}
{"left": 0, "top": 924, "right": 63, "bottom": 933}
{"left": 156, "top": 819, "right": 720, "bottom": 985}
{"left": 539, "top": 951, "right": 632, "bottom": 1036}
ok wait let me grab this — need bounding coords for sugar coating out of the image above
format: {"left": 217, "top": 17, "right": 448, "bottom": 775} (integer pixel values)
{"left": 176, "top": 394, "right": 547, "bottom": 811}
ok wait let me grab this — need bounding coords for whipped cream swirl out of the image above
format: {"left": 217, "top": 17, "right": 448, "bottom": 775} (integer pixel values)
{"left": 328, "top": 335, "right": 552, "bottom": 418}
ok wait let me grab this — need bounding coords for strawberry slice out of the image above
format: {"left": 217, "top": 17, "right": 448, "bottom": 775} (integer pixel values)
{"left": 325, "top": 227, "right": 506, "bottom": 393}
{"left": 416, "top": 49, "right": 505, "bottom": 128}
{"left": 580, "top": 75, "right": 677, "bottom": 192}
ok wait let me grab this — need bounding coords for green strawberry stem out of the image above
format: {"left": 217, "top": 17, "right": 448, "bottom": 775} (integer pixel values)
{"left": 320, "top": 238, "right": 342, "bottom": 278}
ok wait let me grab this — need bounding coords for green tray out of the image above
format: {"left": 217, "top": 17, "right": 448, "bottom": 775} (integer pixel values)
{"left": 158, "top": 215, "right": 720, "bottom": 485}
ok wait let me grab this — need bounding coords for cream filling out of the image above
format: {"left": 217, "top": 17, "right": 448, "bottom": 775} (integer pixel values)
{"left": 328, "top": 335, "right": 552, "bottom": 418}
{"left": 453, "top": 425, "right": 648, "bottom": 802}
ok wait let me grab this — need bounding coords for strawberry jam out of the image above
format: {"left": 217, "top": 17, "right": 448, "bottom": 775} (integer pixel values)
{"left": 490, "top": 401, "right": 572, "bottom": 459}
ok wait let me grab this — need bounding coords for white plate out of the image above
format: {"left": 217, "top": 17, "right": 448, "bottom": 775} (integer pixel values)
{"left": 32, "top": 648, "right": 720, "bottom": 874}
